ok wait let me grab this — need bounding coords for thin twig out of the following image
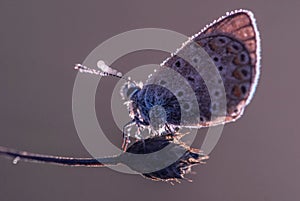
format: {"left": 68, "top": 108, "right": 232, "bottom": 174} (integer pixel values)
{"left": 0, "top": 146, "right": 120, "bottom": 167}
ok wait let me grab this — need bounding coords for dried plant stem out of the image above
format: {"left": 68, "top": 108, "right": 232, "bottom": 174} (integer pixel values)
{"left": 0, "top": 146, "right": 120, "bottom": 167}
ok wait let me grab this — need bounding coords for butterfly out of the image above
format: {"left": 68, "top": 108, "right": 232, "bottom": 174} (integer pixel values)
{"left": 118, "top": 9, "right": 261, "bottom": 150}
{"left": 1, "top": 9, "right": 261, "bottom": 182}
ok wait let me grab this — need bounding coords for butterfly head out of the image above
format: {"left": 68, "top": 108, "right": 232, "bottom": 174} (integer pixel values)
{"left": 121, "top": 81, "right": 141, "bottom": 101}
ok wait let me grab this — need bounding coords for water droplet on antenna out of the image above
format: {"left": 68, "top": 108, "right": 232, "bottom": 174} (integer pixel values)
{"left": 13, "top": 156, "right": 20, "bottom": 165}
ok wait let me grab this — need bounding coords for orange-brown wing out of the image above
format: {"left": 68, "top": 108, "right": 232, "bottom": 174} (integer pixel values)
{"left": 201, "top": 10, "right": 260, "bottom": 67}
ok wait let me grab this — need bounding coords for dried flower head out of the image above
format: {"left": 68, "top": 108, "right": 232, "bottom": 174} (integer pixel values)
{"left": 122, "top": 134, "right": 209, "bottom": 182}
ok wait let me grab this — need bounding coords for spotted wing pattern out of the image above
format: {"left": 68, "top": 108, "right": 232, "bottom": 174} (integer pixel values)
{"left": 161, "top": 10, "right": 261, "bottom": 126}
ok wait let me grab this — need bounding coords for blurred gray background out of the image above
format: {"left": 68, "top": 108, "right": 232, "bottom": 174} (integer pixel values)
{"left": 0, "top": 0, "right": 299, "bottom": 201}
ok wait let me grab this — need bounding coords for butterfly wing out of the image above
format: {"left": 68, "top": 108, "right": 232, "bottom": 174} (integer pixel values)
{"left": 202, "top": 10, "right": 260, "bottom": 60}
{"left": 160, "top": 10, "right": 261, "bottom": 127}
{"left": 200, "top": 10, "right": 261, "bottom": 95}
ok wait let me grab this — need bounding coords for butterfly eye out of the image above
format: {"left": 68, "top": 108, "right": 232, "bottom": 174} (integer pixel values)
{"left": 121, "top": 82, "right": 141, "bottom": 100}
{"left": 126, "top": 87, "right": 140, "bottom": 99}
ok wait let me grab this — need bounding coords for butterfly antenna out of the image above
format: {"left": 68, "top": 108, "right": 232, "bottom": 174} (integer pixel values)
{"left": 0, "top": 146, "right": 120, "bottom": 167}
{"left": 74, "top": 61, "right": 135, "bottom": 85}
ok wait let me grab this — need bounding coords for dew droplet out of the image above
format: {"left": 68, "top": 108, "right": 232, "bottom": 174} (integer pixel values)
{"left": 13, "top": 156, "right": 20, "bottom": 165}
{"left": 97, "top": 60, "right": 110, "bottom": 72}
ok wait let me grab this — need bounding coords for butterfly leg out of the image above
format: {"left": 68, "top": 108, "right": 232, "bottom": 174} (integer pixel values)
{"left": 133, "top": 117, "right": 150, "bottom": 139}
{"left": 122, "top": 120, "right": 136, "bottom": 151}
{"left": 163, "top": 124, "right": 179, "bottom": 136}
{"left": 164, "top": 124, "right": 174, "bottom": 135}
{"left": 122, "top": 116, "right": 150, "bottom": 151}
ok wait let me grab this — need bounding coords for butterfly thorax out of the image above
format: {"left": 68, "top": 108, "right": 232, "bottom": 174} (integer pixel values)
{"left": 129, "top": 84, "right": 182, "bottom": 129}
